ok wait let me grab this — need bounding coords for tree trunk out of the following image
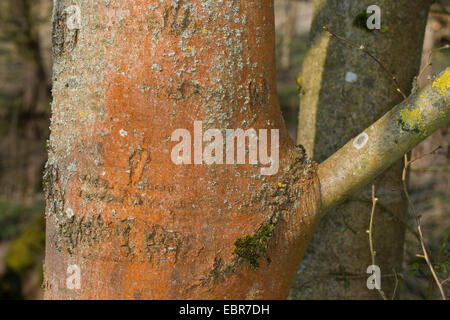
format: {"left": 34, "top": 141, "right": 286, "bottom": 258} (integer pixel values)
{"left": 280, "top": 0, "right": 296, "bottom": 70}
{"left": 43, "top": 0, "right": 448, "bottom": 300}
{"left": 292, "top": 0, "right": 430, "bottom": 299}
{"left": 43, "top": 0, "right": 322, "bottom": 299}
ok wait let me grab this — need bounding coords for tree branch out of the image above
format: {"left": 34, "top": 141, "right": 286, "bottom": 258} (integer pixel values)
{"left": 318, "top": 68, "right": 450, "bottom": 214}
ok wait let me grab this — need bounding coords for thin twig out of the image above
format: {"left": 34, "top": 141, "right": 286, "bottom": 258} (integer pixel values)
{"left": 323, "top": 26, "right": 407, "bottom": 99}
{"left": 350, "top": 195, "right": 421, "bottom": 242}
{"left": 402, "top": 154, "right": 447, "bottom": 300}
{"left": 392, "top": 268, "right": 399, "bottom": 300}
{"left": 417, "top": 59, "right": 432, "bottom": 87}
{"left": 369, "top": 185, "right": 377, "bottom": 268}
{"left": 368, "top": 185, "right": 388, "bottom": 300}
{"left": 417, "top": 45, "right": 450, "bottom": 89}
{"left": 410, "top": 165, "right": 450, "bottom": 172}
{"left": 408, "top": 146, "right": 442, "bottom": 165}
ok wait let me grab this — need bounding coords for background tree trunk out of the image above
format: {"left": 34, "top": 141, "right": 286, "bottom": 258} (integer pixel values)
{"left": 291, "top": 0, "right": 431, "bottom": 299}
{"left": 280, "top": 0, "right": 297, "bottom": 70}
{"left": 0, "top": 0, "right": 51, "bottom": 198}
{"left": 0, "top": 0, "right": 51, "bottom": 300}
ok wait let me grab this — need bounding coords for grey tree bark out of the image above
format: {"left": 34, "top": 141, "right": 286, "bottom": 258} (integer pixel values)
{"left": 280, "top": 0, "right": 297, "bottom": 70}
{"left": 290, "top": 0, "right": 431, "bottom": 299}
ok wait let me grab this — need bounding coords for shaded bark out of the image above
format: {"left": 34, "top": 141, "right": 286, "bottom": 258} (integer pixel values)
{"left": 292, "top": 0, "right": 431, "bottom": 299}
{"left": 318, "top": 70, "right": 450, "bottom": 213}
{"left": 280, "top": 0, "right": 297, "bottom": 70}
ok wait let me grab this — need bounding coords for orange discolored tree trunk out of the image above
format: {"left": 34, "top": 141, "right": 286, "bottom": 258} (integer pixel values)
{"left": 43, "top": 0, "right": 450, "bottom": 300}
{"left": 44, "top": 0, "right": 321, "bottom": 299}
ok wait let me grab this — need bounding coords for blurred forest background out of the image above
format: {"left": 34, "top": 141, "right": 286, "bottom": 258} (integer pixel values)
{"left": 0, "top": 0, "right": 448, "bottom": 299}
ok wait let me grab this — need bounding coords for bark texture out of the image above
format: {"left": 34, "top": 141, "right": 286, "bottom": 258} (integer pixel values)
{"left": 44, "top": 0, "right": 448, "bottom": 300}
{"left": 44, "top": 0, "right": 322, "bottom": 299}
{"left": 292, "top": 0, "right": 431, "bottom": 299}
{"left": 319, "top": 69, "right": 450, "bottom": 214}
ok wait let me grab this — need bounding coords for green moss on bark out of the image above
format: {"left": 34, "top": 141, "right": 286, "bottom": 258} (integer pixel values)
{"left": 233, "top": 220, "right": 277, "bottom": 270}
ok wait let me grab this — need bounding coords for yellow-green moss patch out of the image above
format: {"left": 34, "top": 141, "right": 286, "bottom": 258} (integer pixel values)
{"left": 432, "top": 70, "right": 450, "bottom": 95}
{"left": 398, "top": 106, "right": 424, "bottom": 135}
